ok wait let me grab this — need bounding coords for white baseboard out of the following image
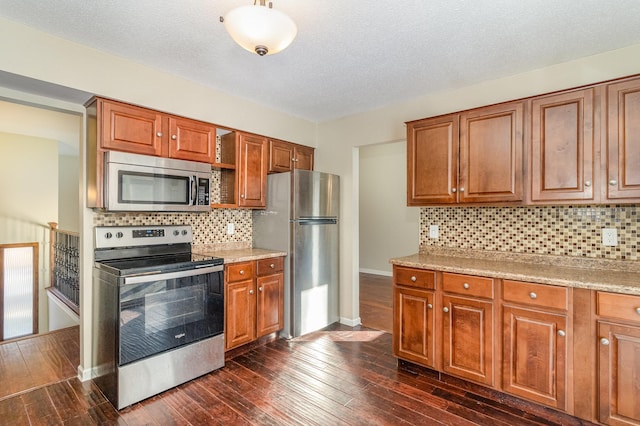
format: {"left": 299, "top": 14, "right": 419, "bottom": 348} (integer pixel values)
{"left": 77, "top": 365, "right": 97, "bottom": 382}
{"left": 340, "top": 316, "right": 362, "bottom": 327}
{"left": 359, "top": 268, "right": 392, "bottom": 277}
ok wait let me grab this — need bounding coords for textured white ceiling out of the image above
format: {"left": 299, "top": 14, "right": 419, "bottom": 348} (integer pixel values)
{"left": 0, "top": 0, "right": 639, "bottom": 122}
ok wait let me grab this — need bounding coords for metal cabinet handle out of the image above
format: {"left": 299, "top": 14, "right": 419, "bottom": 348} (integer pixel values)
{"left": 258, "top": 287, "right": 263, "bottom": 292}
{"left": 171, "top": 134, "right": 177, "bottom": 140}
{"left": 609, "top": 179, "right": 617, "bottom": 186}
{"left": 270, "top": 263, "right": 275, "bottom": 269}
{"left": 600, "top": 338, "right": 610, "bottom": 346}
{"left": 443, "top": 307, "right": 449, "bottom": 313}
{"left": 239, "top": 270, "right": 245, "bottom": 275}
{"left": 459, "top": 187, "right": 465, "bottom": 193}
{"left": 451, "top": 188, "right": 457, "bottom": 193}
{"left": 529, "top": 292, "right": 537, "bottom": 299}
{"left": 427, "top": 303, "right": 433, "bottom": 309}
{"left": 557, "top": 330, "right": 566, "bottom": 337}
{"left": 410, "top": 276, "right": 417, "bottom": 282}
{"left": 156, "top": 132, "right": 163, "bottom": 137}
{"left": 240, "top": 194, "right": 245, "bottom": 199}
{"left": 635, "top": 307, "right": 640, "bottom": 315}
{"left": 463, "top": 283, "right": 470, "bottom": 289}
{"left": 585, "top": 180, "right": 591, "bottom": 187}
{"left": 249, "top": 289, "right": 254, "bottom": 295}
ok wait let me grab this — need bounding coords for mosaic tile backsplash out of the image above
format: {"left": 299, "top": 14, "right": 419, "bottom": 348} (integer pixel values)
{"left": 94, "top": 209, "right": 252, "bottom": 245}
{"left": 420, "top": 205, "right": 639, "bottom": 261}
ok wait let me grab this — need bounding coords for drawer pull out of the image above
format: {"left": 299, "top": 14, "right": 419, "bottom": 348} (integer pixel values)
{"left": 636, "top": 307, "right": 640, "bottom": 315}
{"left": 609, "top": 179, "right": 617, "bottom": 186}
{"left": 258, "top": 287, "right": 263, "bottom": 292}
{"left": 600, "top": 338, "right": 610, "bottom": 346}
{"left": 529, "top": 292, "right": 537, "bottom": 300}
{"left": 463, "top": 283, "right": 470, "bottom": 289}
{"left": 410, "top": 276, "right": 417, "bottom": 282}
{"left": 451, "top": 188, "right": 457, "bottom": 193}
{"left": 557, "top": 330, "right": 566, "bottom": 337}
{"left": 249, "top": 289, "right": 254, "bottom": 295}
{"left": 171, "top": 134, "right": 177, "bottom": 140}
{"left": 584, "top": 180, "right": 591, "bottom": 187}
{"left": 239, "top": 270, "right": 245, "bottom": 275}
{"left": 427, "top": 303, "right": 433, "bottom": 309}
{"left": 270, "top": 263, "right": 275, "bottom": 269}
{"left": 156, "top": 132, "right": 163, "bottom": 137}
{"left": 443, "top": 307, "right": 449, "bottom": 313}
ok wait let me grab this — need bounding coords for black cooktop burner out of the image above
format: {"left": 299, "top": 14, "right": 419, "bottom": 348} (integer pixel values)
{"left": 96, "top": 252, "right": 224, "bottom": 277}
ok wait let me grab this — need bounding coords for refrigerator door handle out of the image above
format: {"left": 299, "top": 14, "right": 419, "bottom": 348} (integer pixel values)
{"left": 296, "top": 218, "right": 338, "bottom": 225}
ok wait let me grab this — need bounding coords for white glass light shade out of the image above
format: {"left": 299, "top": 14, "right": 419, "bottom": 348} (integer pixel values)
{"left": 223, "top": 4, "right": 297, "bottom": 56}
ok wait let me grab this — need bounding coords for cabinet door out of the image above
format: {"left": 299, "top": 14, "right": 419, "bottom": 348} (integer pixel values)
{"left": 459, "top": 102, "right": 524, "bottom": 203}
{"left": 100, "top": 99, "right": 163, "bottom": 156}
{"left": 238, "top": 133, "right": 267, "bottom": 207}
{"left": 503, "top": 306, "right": 567, "bottom": 410}
{"left": 598, "top": 321, "right": 640, "bottom": 426}
{"left": 256, "top": 273, "right": 284, "bottom": 338}
{"left": 530, "top": 88, "right": 596, "bottom": 202}
{"left": 406, "top": 115, "right": 459, "bottom": 205}
{"left": 167, "top": 117, "right": 216, "bottom": 163}
{"left": 293, "top": 145, "right": 314, "bottom": 171}
{"left": 225, "top": 279, "right": 256, "bottom": 350}
{"left": 393, "top": 286, "right": 435, "bottom": 367}
{"left": 606, "top": 77, "right": 640, "bottom": 201}
{"left": 442, "top": 295, "right": 494, "bottom": 385}
{"left": 268, "top": 139, "right": 293, "bottom": 173}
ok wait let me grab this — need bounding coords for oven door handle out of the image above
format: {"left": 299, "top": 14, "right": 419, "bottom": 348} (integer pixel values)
{"left": 122, "top": 264, "right": 224, "bottom": 285}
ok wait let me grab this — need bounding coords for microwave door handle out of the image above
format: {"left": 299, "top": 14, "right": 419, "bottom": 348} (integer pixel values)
{"left": 190, "top": 175, "right": 197, "bottom": 206}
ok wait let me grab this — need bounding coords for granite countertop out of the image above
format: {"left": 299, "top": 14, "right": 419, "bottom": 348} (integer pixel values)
{"left": 194, "top": 243, "right": 286, "bottom": 264}
{"left": 390, "top": 248, "right": 640, "bottom": 296}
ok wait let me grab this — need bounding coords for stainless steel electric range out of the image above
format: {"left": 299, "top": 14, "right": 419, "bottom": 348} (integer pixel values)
{"left": 92, "top": 225, "right": 225, "bottom": 409}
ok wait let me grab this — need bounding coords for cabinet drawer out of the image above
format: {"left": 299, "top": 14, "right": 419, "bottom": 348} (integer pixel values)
{"left": 503, "top": 280, "right": 568, "bottom": 311}
{"left": 597, "top": 292, "right": 640, "bottom": 324}
{"left": 442, "top": 273, "right": 494, "bottom": 299}
{"left": 257, "top": 257, "right": 284, "bottom": 276}
{"left": 226, "top": 261, "right": 254, "bottom": 282}
{"left": 394, "top": 267, "right": 436, "bottom": 289}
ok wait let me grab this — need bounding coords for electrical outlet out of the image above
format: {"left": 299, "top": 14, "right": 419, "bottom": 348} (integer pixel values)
{"left": 602, "top": 228, "right": 618, "bottom": 246}
{"left": 227, "top": 223, "right": 235, "bottom": 235}
{"left": 429, "top": 225, "right": 439, "bottom": 239}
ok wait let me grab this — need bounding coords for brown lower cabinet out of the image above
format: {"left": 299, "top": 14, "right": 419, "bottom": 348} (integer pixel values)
{"left": 393, "top": 265, "right": 640, "bottom": 425}
{"left": 225, "top": 257, "right": 284, "bottom": 351}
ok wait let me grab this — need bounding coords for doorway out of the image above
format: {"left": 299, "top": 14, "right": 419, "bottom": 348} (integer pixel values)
{"left": 358, "top": 141, "right": 419, "bottom": 333}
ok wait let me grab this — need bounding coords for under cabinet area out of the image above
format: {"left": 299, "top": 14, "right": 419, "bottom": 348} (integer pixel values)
{"left": 224, "top": 257, "right": 284, "bottom": 351}
{"left": 596, "top": 292, "right": 640, "bottom": 426}
{"left": 391, "top": 262, "right": 640, "bottom": 425}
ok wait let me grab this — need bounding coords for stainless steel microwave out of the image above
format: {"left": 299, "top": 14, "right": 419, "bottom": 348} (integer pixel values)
{"left": 104, "top": 151, "right": 211, "bottom": 212}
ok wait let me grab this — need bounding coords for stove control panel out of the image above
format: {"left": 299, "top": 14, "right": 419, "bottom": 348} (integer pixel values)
{"left": 95, "top": 225, "right": 192, "bottom": 249}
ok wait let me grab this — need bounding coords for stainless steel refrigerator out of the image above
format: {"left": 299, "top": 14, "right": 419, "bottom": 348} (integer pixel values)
{"left": 253, "top": 169, "right": 339, "bottom": 338}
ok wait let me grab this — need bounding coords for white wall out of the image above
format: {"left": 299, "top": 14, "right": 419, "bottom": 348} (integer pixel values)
{"left": 316, "top": 43, "right": 640, "bottom": 324}
{"left": 58, "top": 155, "right": 79, "bottom": 233}
{"left": 359, "top": 141, "right": 418, "bottom": 275}
{"left": 0, "top": 132, "right": 59, "bottom": 333}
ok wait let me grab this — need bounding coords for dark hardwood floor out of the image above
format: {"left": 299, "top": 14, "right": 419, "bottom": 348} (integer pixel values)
{"left": 359, "top": 272, "right": 392, "bottom": 333}
{"left": 0, "top": 323, "right": 595, "bottom": 425}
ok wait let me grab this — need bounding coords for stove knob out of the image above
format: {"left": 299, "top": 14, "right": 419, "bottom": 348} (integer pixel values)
{"left": 182, "top": 230, "right": 188, "bottom": 236}
{"left": 105, "top": 232, "right": 112, "bottom": 239}
{"left": 116, "top": 232, "right": 124, "bottom": 238}
{"left": 173, "top": 230, "right": 180, "bottom": 236}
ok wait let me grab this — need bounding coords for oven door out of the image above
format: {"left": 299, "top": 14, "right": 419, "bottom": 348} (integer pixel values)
{"left": 118, "top": 265, "right": 223, "bottom": 366}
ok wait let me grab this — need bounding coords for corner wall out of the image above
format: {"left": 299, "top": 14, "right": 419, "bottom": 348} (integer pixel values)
{"left": 316, "top": 43, "right": 640, "bottom": 325}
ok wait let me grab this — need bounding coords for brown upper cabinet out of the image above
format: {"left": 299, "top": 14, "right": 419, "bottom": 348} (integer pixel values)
{"left": 606, "top": 76, "right": 640, "bottom": 201}
{"left": 98, "top": 98, "right": 215, "bottom": 163}
{"left": 268, "top": 139, "right": 315, "bottom": 173}
{"left": 529, "top": 88, "right": 596, "bottom": 203}
{"left": 407, "top": 73, "right": 640, "bottom": 206}
{"left": 238, "top": 133, "right": 267, "bottom": 208}
{"left": 407, "top": 101, "right": 523, "bottom": 205}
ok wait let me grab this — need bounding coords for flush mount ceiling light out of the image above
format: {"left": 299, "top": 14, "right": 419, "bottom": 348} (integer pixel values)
{"left": 220, "top": 0, "right": 297, "bottom": 56}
